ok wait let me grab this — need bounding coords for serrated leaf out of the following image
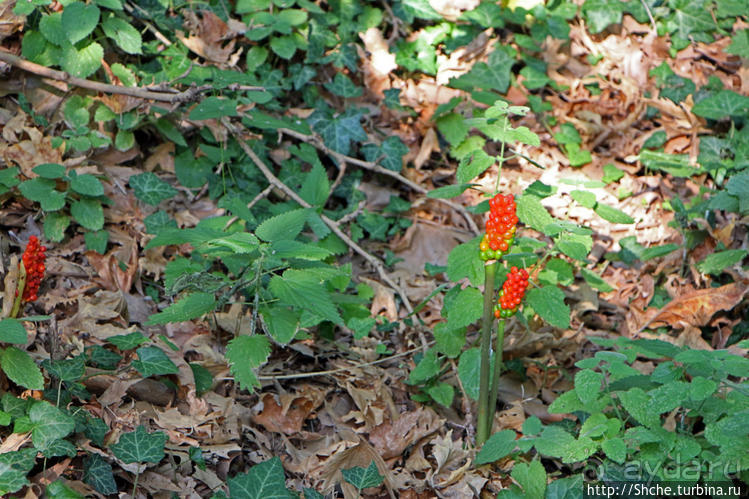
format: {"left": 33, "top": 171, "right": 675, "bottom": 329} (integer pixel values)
{"left": 601, "top": 437, "right": 626, "bottom": 464}
{"left": 299, "top": 164, "right": 329, "bottom": 206}
{"left": 426, "top": 381, "right": 454, "bottom": 407}
{"left": 70, "top": 199, "right": 104, "bottom": 231}
{"left": 111, "top": 426, "right": 166, "bottom": 463}
{"left": 101, "top": 15, "right": 142, "bottom": 54}
{"left": 575, "top": 369, "right": 603, "bottom": 404}
{"left": 62, "top": 2, "right": 99, "bottom": 44}
{"left": 146, "top": 292, "right": 217, "bottom": 325}
{"left": 228, "top": 457, "right": 294, "bottom": 499}
{"left": 594, "top": 203, "right": 634, "bottom": 224}
{"left": 255, "top": 208, "right": 309, "bottom": 242}
{"left": 511, "top": 459, "right": 546, "bottom": 499}
{"left": 261, "top": 305, "right": 300, "bottom": 344}
{"left": 131, "top": 346, "right": 179, "bottom": 376}
{"left": 697, "top": 249, "right": 748, "bottom": 275}
{"left": 433, "top": 322, "right": 465, "bottom": 358}
{"left": 0, "top": 319, "right": 28, "bottom": 344}
{"left": 427, "top": 183, "right": 473, "bottom": 199}
{"left": 342, "top": 461, "right": 384, "bottom": 490}
{"left": 1, "top": 347, "right": 44, "bottom": 389}
{"left": 409, "top": 349, "right": 441, "bottom": 384}
{"left": 70, "top": 173, "right": 104, "bottom": 197}
{"left": 457, "top": 150, "right": 494, "bottom": 184}
{"left": 129, "top": 172, "right": 177, "bottom": 205}
{"left": 226, "top": 335, "right": 270, "bottom": 392}
{"left": 476, "top": 429, "right": 517, "bottom": 464}
{"left": 446, "top": 286, "right": 482, "bottom": 330}
{"left": 516, "top": 195, "right": 554, "bottom": 233}
{"left": 618, "top": 388, "right": 659, "bottom": 428}
{"left": 269, "top": 269, "right": 342, "bottom": 325}
{"left": 526, "top": 286, "right": 570, "bottom": 329}
{"left": 29, "top": 401, "right": 75, "bottom": 448}
{"left": 39, "top": 12, "right": 66, "bottom": 45}
{"left": 61, "top": 41, "right": 103, "bottom": 78}
{"left": 447, "top": 237, "right": 484, "bottom": 287}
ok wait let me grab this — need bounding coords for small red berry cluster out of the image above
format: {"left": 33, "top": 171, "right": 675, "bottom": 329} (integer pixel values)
{"left": 494, "top": 267, "right": 529, "bottom": 319}
{"left": 21, "top": 236, "right": 46, "bottom": 302}
{"left": 479, "top": 193, "right": 518, "bottom": 261}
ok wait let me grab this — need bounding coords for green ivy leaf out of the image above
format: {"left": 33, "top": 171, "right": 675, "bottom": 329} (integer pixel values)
{"left": 131, "top": 346, "right": 179, "bottom": 377}
{"left": 520, "top": 66, "right": 551, "bottom": 90}
{"left": 189, "top": 97, "right": 239, "bottom": 120}
{"left": 70, "top": 199, "right": 104, "bottom": 231}
{"left": 1, "top": 347, "right": 44, "bottom": 389}
{"left": 526, "top": 286, "right": 570, "bottom": 329}
{"left": 726, "top": 29, "right": 749, "bottom": 58}
{"left": 111, "top": 426, "right": 167, "bottom": 464}
{"left": 582, "top": 0, "right": 622, "bottom": 33}
{"left": 29, "top": 401, "right": 75, "bottom": 448}
{"left": 342, "top": 461, "right": 384, "bottom": 490}
{"left": 42, "top": 356, "right": 85, "bottom": 382}
{"left": 312, "top": 108, "right": 367, "bottom": 155}
{"left": 692, "top": 90, "right": 749, "bottom": 120}
{"left": 0, "top": 319, "right": 28, "bottom": 344}
{"left": 101, "top": 15, "right": 142, "bottom": 54}
{"left": 324, "top": 73, "right": 362, "bottom": 97}
{"left": 129, "top": 172, "right": 177, "bottom": 205}
{"left": 228, "top": 457, "right": 294, "bottom": 499}
{"left": 476, "top": 429, "right": 517, "bottom": 464}
{"left": 108, "top": 331, "right": 148, "bottom": 350}
{"left": 146, "top": 292, "right": 217, "bottom": 325}
{"left": 225, "top": 335, "right": 271, "bottom": 392}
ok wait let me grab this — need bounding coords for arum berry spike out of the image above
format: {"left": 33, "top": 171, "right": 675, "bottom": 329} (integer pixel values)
{"left": 12, "top": 236, "right": 46, "bottom": 318}
{"left": 479, "top": 194, "right": 518, "bottom": 262}
{"left": 494, "top": 267, "right": 529, "bottom": 319}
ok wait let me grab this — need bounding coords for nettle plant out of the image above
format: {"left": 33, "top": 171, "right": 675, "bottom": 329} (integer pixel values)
{"left": 407, "top": 101, "right": 624, "bottom": 441}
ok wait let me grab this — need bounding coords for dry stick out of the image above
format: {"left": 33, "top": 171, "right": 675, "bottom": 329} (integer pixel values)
{"left": 254, "top": 342, "right": 433, "bottom": 381}
{"left": 222, "top": 118, "right": 414, "bottom": 314}
{"left": 278, "top": 127, "right": 481, "bottom": 236}
{"left": 0, "top": 51, "right": 263, "bottom": 103}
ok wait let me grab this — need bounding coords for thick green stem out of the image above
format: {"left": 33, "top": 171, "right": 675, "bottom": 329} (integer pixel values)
{"left": 476, "top": 261, "right": 496, "bottom": 446}
{"left": 486, "top": 319, "right": 506, "bottom": 437}
{"left": 10, "top": 263, "right": 26, "bottom": 319}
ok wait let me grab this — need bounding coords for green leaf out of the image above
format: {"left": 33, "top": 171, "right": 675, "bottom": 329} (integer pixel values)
{"left": 426, "top": 381, "right": 454, "bottom": 407}
{"left": 447, "top": 237, "right": 484, "bottom": 287}
{"left": 269, "top": 269, "right": 342, "bottom": 325}
{"left": 70, "top": 173, "right": 104, "bottom": 197}
{"left": 688, "top": 376, "right": 717, "bottom": 400}
{"left": 70, "top": 199, "right": 104, "bottom": 231}
{"left": 101, "top": 15, "right": 142, "bottom": 54}
{"left": 538, "top": 258, "right": 573, "bottom": 286}
{"left": 61, "top": 41, "right": 103, "bottom": 78}
{"left": 582, "top": 0, "right": 622, "bottom": 33}
{"left": 19, "top": 177, "right": 55, "bottom": 202}
{"left": 511, "top": 459, "right": 546, "bottom": 499}
{"left": 697, "top": 249, "right": 748, "bottom": 275}
{"left": 450, "top": 46, "right": 515, "bottom": 93}
{"left": 84, "top": 230, "right": 108, "bottom": 254}
{"left": 29, "top": 401, "right": 75, "bottom": 448}
{"left": 446, "top": 286, "right": 482, "bottom": 330}
{"left": 476, "top": 429, "right": 517, "bottom": 464}
{"left": 570, "top": 190, "right": 596, "bottom": 209}
{"left": 324, "top": 73, "right": 362, "bottom": 97}
{"left": 129, "top": 172, "right": 178, "bottom": 205}
{"left": 456, "top": 150, "right": 494, "bottom": 184}
{"left": 225, "top": 335, "right": 271, "bottom": 392}
{"left": 671, "top": 4, "right": 715, "bottom": 39}
{"left": 42, "top": 356, "right": 85, "bottom": 381}
{"left": 342, "top": 461, "right": 384, "bottom": 490}
{"left": 131, "top": 346, "right": 179, "bottom": 377}
{"left": 1, "top": 347, "right": 44, "bottom": 389}
{"left": 46, "top": 480, "right": 84, "bottom": 498}
{"left": 526, "top": 286, "right": 570, "bottom": 329}
{"left": 111, "top": 426, "right": 167, "bottom": 464}
{"left": 255, "top": 208, "right": 309, "bottom": 242}
{"left": 554, "top": 232, "right": 592, "bottom": 261}
{"left": 601, "top": 437, "right": 626, "bottom": 464}
{"left": 114, "top": 129, "right": 134, "bottom": 151}
{"left": 618, "top": 388, "right": 659, "bottom": 428}
{"left": 61, "top": 2, "right": 100, "bottom": 44}
{"left": 409, "top": 349, "right": 441, "bottom": 384}
{"left": 692, "top": 90, "right": 749, "bottom": 120}
{"left": 726, "top": 29, "right": 749, "bottom": 59}
{"left": 602, "top": 164, "right": 625, "bottom": 184}
{"left": 574, "top": 369, "right": 603, "bottom": 404}
{"left": 312, "top": 108, "right": 367, "bottom": 155}
{"left": 427, "top": 183, "right": 473, "bottom": 199}
{"left": 458, "top": 347, "right": 486, "bottom": 400}
{"left": 545, "top": 475, "right": 584, "bottom": 499}
{"left": 108, "top": 331, "right": 148, "bottom": 350}
{"left": 39, "top": 13, "right": 66, "bottom": 45}
{"left": 516, "top": 195, "right": 554, "bottom": 233}
{"left": 564, "top": 143, "right": 592, "bottom": 167}
{"left": 270, "top": 35, "right": 297, "bottom": 59}
{"left": 189, "top": 97, "right": 239, "bottom": 120}
{"left": 299, "top": 164, "right": 330, "bottom": 206}
{"left": 228, "top": 457, "right": 294, "bottom": 499}
{"left": 261, "top": 305, "right": 300, "bottom": 344}
{"left": 581, "top": 268, "right": 615, "bottom": 292}
{"left": 146, "top": 292, "right": 217, "bottom": 325}
{"left": 520, "top": 66, "right": 551, "bottom": 90}
{"left": 0, "top": 319, "right": 28, "bottom": 344}
{"left": 433, "top": 322, "right": 465, "bottom": 358}
{"left": 378, "top": 136, "right": 408, "bottom": 171}
{"left": 436, "top": 113, "right": 470, "bottom": 146}
{"left": 594, "top": 203, "right": 634, "bottom": 224}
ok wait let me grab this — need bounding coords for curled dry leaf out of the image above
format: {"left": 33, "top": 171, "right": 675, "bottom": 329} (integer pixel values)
{"left": 369, "top": 406, "right": 441, "bottom": 459}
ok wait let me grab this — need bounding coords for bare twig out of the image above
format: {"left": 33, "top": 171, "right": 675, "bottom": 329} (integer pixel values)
{"left": 222, "top": 118, "right": 414, "bottom": 314}
{"left": 278, "top": 127, "right": 481, "bottom": 235}
{"left": 0, "top": 51, "right": 263, "bottom": 103}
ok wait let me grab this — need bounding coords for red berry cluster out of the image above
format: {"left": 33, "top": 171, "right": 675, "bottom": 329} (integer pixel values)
{"left": 21, "top": 236, "right": 46, "bottom": 302}
{"left": 494, "top": 267, "right": 529, "bottom": 319}
{"left": 479, "top": 193, "right": 518, "bottom": 261}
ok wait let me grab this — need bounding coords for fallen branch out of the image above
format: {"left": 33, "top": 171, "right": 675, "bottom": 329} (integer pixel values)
{"left": 278, "top": 127, "right": 481, "bottom": 235}
{"left": 0, "top": 51, "right": 263, "bottom": 103}
{"left": 222, "top": 118, "right": 414, "bottom": 315}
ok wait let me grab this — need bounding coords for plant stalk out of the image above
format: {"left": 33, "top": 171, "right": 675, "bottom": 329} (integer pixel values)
{"left": 10, "top": 263, "right": 26, "bottom": 319}
{"left": 476, "top": 261, "right": 496, "bottom": 446}
{"left": 486, "top": 318, "right": 506, "bottom": 438}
